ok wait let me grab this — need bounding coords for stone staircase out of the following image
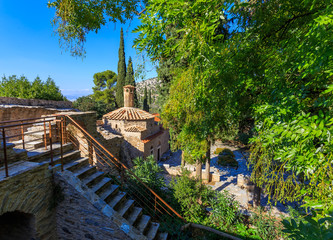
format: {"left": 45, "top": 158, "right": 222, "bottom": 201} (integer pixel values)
{"left": 12, "top": 122, "right": 58, "bottom": 150}
{"left": 9, "top": 123, "right": 169, "bottom": 240}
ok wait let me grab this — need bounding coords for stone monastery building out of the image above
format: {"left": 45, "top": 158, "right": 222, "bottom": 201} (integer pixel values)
{"left": 102, "top": 85, "right": 169, "bottom": 161}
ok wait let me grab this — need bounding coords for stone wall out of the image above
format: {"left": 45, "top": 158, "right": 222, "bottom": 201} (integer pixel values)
{"left": 0, "top": 97, "right": 72, "bottom": 109}
{"left": 55, "top": 173, "right": 131, "bottom": 240}
{"left": 65, "top": 112, "right": 124, "bottom": 172}
{"left": 143, "top": 130, "right": 170, "bottom": 161}
{"left": 0, "top": 162, "right": 57, "bottom": 239}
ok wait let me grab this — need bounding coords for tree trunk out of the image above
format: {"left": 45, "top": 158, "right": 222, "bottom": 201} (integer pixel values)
{"left": 181, "top": 151, "right": 185, "bottom": 167}
{"left": 204, "top": 145, "right": 211, "bottom": 183}
{"left": 196, "top": 160, "right": 202, "bottom": 181}
{"left": 253, "top": 184, "right": 261, "bottom": 208}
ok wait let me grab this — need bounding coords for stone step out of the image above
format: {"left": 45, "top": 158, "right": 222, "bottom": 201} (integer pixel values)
{"left": 64, "top": 157, "right": 89, "bottom": 172}
{"left": 41, "top": 150, "right": 81, "bottom": 165}
{"left": 82, "top": 171, "right": 105, "bottom": 187}
{"left": 25, "top": 131, "right": 57, "bottom": 142}
{"left": 118, "top": 199, "right": 135, "bottom": 218}
{"left": 100, "top": 184, "right": 119, "bottom": 203}
{"left": 74, "top": 164, "right": 96, "bottom": 179}
{"left": 27, "top": 122, "right": 56, "bottom": 131}
{"left": 108, "top": 191, "right": 126, "bottom": 209}
{"left": 12, "top": 139, "right": 45, "bottom": 149}
{"left": 27, "top": 142, "right": 74, "bottom": 162}
{"left": 146, "top": 222, "right": 160, "bottom": 240}
{"left": 0, "top": 142, "right": 15, "bottom": 150}
{"left": 127, "top": 207, "right": 143, "bottom": 226}
{"left": 157, "top": 232, "right": 168, "bottom": 240}
{"left": 136, "top": 215, "right": 151, "bottom": 234}
{"left": 91, "top": 177, "right": 112, "bottom": 195}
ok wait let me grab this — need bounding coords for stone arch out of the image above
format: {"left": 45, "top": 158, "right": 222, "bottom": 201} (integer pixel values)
{"left": 0, "top": 211, "right": 37, "bottom": 240}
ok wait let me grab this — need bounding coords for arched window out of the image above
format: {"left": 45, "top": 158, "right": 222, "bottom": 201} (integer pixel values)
{"left": 150, "top": 145, "right": 154, "bottom": 155}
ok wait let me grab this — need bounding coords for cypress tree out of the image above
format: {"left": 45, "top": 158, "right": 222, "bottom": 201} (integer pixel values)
{"left": 148, "top": 89, "right": 152, "bottom": 105}
{"left": 143, "top": 86, "right": 149, "bottom": 112}
{"left": 116, "top": 28, "right": 126, "bottom": 107}
{"left": 125, "top": 57, "right": 138, "bottom": 107}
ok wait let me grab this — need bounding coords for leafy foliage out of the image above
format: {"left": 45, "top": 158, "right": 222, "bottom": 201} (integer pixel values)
{"left": 170, "top": 169, "right": 214, "bottom": 222}
{"left": 131, "top": 155, "right": 165, "bottom": 193}
{"left": 283, "top": 213, "right": 333, "bottom": 240}
{"left": 92, "top": 70, "right": 117, "bottom": 112}
{"left": 251, "top": 208, "right": 283, "bottom": 240}
{"left": 0, "top": 75, "right": 66, "bottom": 101}
{"left": 209, "top": 190, "right": 241, "bottom": 228}
{"left": 73, "top": 95, "right": 113, "bottom": 119}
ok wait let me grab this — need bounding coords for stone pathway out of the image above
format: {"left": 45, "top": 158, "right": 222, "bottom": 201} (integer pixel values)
{"left": 159, "top": 141, "right": 298, "bottom": 217}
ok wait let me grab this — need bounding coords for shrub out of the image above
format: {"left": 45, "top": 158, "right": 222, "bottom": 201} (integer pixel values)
{"left": 209, "top": 190, "right": 242, "bottom": 229}
{"left": 213, "top": 148, "right": 223, "bottom": 155}
{"left": 130, "top": 155, "right": 165, "bottom": 194}
{"left": 282, "top": 212, "right": 333, "bottom": 240}
{"left": 170, "top": 169, "right": 214, "bottom": 223}
{"left": 217, "top": 154, "right": 238, "bottom": 168}
{"left": 251, "top": 208, "right": 283, "bottom": 240}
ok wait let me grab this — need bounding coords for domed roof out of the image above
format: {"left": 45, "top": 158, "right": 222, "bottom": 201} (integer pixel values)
{"left": 103, "top": 107, "right": 155, "bottom": 121}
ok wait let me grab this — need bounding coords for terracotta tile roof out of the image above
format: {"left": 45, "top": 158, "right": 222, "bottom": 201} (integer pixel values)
{"left": 123, "top": 85, "right": 135, "bottom": 88}
{"left": 142, "top": 130, "right": 164, "bottom": 143}
{"left": 103, "top": 107, "right": 155, "bottom": 121}
{"left": 125, "top": 126, "right": 146, "bottom": 132}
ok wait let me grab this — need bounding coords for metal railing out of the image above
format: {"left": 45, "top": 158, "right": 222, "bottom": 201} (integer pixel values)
{"left": 0, "top": 114, "right": 185, "bottom": 229}
{"left": 64, "top": 115, "right": 186, "bottom": 227}
{"left": 0, "top": 116, "right": 65, "bottom": 177}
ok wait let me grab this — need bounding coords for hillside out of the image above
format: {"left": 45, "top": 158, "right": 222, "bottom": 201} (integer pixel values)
{"left": 136, "top": 77, "right": 161, "bottom": 112}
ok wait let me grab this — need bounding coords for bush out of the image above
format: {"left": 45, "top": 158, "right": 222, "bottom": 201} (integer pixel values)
{"left": 251, "top": 208, "right": 283, "bottom": 240}
{"left": 170, "top": 169, "right": 214, "bottom": 223}
{"left": 213, "top": 148, "right": 223, "bottom": 155}
{"left": 131, "top": 155, "right": 165, "bottom": 193}
{"left": 209, "top": 190, "right": 242, "bottom": 229}
{"left": 282, "top": 212, "right": 333, "bottom": 240}
{"left": 217, "top": 149, "right": 238, "bottom": 168}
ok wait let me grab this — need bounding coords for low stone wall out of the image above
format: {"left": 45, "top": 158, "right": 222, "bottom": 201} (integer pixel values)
{"left": 0, "top": 97, "right": 72, "bottom": 109}
{"left": 160, "top": 164, "right": 222, "bottom": 182}
{"left": 0, "top": 162, "right": 57, "bottom": 239}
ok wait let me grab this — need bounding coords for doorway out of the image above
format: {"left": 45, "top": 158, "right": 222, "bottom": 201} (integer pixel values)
{"left": 0, "top": 211, "right": 36, "bottom": 240}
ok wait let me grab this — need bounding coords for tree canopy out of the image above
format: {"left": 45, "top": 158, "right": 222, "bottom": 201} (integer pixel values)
{"left": 49, "top": 0, "right": 333, "bottom": 214}
{"left": 0, "top": 75, "right": 66, "bottom": 101}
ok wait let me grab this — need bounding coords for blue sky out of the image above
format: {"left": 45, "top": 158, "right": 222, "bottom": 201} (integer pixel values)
{"left": 0, "top": 1, "right": 157, "bottom": 100}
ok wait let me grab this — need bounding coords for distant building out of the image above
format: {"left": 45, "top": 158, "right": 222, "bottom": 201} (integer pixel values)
{"left": 102, "top": 85, "right": 169, "bottom": 161}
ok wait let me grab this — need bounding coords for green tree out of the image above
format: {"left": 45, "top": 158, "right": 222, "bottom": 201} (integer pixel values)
{"left": 115, "top": 28, "right": 126, "bottom": 107}
{"left": 0, "top": 75, "right": 66, "bottom": 101}
{"left": 92, "top": 70, "right": 117, "bottom": 110}
{"left": 49, "top": 0, "right": 333, "bottom": 216}
{"left": 73, "top": 95, "right": 112, "bottom": 119}
{"left": 142, "top": 86, "right": 149, "bottom": 112}
{"left": 125, "top": 56, "right": 138, "bottom": 107}
{"left": 148, "top": 89, "right": 152, "bottom": 105}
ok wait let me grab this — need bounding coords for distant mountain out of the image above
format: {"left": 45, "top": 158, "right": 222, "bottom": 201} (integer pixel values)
{"left": 136, "top": 77, "right": 160, "bottom": 97}
{"left": 136, "top": 77, "right": 161, "bottom": 112}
